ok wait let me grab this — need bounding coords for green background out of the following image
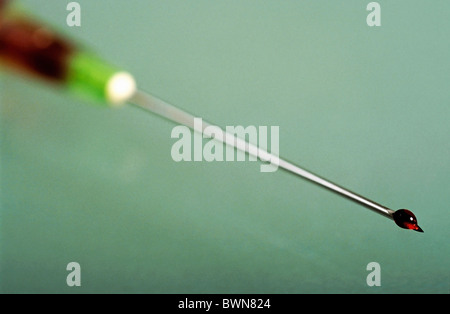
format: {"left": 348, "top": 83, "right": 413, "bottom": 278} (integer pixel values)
{"left": 1, "top": 0, "right": 449, "bottom": 293}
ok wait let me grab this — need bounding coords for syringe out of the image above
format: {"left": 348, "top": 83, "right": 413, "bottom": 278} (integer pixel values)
{"left": 0, "top": 1, "right": 423, "bottom": 232}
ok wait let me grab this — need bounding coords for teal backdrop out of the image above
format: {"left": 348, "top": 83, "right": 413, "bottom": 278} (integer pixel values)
{"left": 1, "top": 0, "right": 449, "bottom": 293}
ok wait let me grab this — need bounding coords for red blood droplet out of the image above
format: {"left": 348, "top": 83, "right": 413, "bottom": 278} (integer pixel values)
{"left": 393, "top": 209, "right": 423, "bottom": 232}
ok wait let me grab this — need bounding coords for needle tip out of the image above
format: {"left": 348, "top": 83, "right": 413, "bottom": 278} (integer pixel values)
{"left": 393, "top": 209, "right": 423, "bottom": 233}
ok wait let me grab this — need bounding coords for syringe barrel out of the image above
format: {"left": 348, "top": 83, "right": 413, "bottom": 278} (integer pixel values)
{"left": 0, "top": 6, "right": 135, "bottom": 105}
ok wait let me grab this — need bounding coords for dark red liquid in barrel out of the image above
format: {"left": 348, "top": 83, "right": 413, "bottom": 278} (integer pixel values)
{"left": 0, "top": 17, "right": 74, "bottom": 81}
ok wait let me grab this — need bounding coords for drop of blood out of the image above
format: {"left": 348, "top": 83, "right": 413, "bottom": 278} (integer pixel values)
{"left": 393, "top": 209, "right": 423, "bottom": 232}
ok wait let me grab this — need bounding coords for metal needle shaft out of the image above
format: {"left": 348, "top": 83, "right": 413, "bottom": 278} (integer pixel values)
{"left": 129, "top": 90, "right": 395, "bottom": 220}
